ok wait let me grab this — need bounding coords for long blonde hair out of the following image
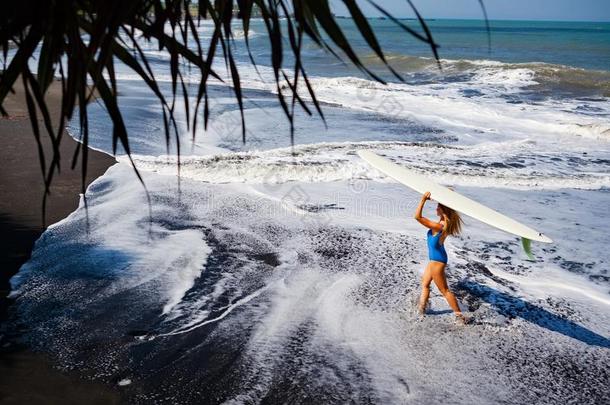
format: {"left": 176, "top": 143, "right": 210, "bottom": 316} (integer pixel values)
{"left": 438, "top": 204, "right": 463, "bottom": 242}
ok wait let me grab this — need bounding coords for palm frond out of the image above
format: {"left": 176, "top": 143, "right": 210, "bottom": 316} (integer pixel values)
{"left": 0, "top": 1, "right": 489, "bottom": 225}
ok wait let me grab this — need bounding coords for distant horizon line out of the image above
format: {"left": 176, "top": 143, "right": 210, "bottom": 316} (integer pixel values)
{"left": 332, "top": 16, "right": 610, "bottom": 23}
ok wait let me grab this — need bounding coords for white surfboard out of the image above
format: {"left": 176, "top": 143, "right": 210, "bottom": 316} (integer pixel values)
{"left": 358, "top": 150, "right": 553, "bottom": 244}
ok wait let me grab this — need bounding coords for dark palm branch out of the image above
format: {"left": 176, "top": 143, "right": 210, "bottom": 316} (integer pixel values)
{"left": 0, "top": 0, "right": 488, "bottom": 225}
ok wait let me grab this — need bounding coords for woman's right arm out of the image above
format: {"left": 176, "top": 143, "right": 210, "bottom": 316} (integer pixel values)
{"left": 413, "top": 192, "right": 443, "bottom": 232}
{"left": 413, "top": 192, "right": 430, "bottom": 221}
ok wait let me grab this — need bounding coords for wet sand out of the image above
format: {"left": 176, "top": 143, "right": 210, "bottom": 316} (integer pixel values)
{"left": 0, "top": 79, "right": 121, "bottom": 403}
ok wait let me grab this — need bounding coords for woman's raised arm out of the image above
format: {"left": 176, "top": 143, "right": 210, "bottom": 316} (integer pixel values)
{"left": 413, "top": 192, "right": 444, "bottom": 232}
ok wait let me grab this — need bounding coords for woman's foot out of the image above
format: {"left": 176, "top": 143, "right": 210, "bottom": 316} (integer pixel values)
{"left": 455, "top": 312, "right": 468, "bottom": 325}
{"left": 417, "top": 301, "right": 430, "bottom": 316}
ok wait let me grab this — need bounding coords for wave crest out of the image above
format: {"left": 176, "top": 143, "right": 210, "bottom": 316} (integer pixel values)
{"left": 119, "top": 141, "right": 610, "bottom": 190}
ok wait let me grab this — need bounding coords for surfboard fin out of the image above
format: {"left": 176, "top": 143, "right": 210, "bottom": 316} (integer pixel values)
{"left": 521, "top": 237, "right": 535, "bottom": 261}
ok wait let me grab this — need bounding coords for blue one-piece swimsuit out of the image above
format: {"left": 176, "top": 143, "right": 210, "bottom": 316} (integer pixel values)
{"left": 427, "top": 228, "right": 448, "bottom": 264}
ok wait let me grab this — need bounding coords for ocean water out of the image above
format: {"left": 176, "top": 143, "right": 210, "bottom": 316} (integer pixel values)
{"left": 6, "top": 19, "right": 610, "bottom": 403}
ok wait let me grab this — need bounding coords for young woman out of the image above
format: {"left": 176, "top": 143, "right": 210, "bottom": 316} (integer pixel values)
{"left": 413, "top": 191, "right": 466, "bottom": 324}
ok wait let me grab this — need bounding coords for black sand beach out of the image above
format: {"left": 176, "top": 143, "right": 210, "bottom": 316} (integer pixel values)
{"left": 0, "top": 79, "right": 121, "bottom": 403}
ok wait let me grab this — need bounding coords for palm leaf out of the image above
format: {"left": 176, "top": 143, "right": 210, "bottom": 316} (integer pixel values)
{"left": 0, "top": 0, "right": 490, "bottom": 226}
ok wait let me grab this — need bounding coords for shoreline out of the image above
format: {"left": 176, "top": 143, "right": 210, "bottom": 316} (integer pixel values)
{"left": 0, "top": 79, "right": 121, "bottom": 403}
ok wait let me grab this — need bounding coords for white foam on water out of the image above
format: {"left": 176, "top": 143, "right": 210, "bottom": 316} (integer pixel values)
{"left": 116, "top": 139, "right": 610, "bottom": 191}
{"left": 224, "top": 241, "right": 511, "bottom": 403}
{"left": 159, "top": 283, "right": 273, "bottom": 337}
{"left": 303, "top": 76, "right": 610, "bottom": 142}
{"left": 118, "top": 378, "right": 132, "bottom": 386}
{"left": 11, "top": 164, "right": 211, "bottom": 316}
{"left": 492, "top": 266, "right": 610, "bottom": 307}
{"left": 206, "top": 59, "right": 610, "bottom": 142}
{"left": 102, "top": 42, "right": 610, "bottom": 146}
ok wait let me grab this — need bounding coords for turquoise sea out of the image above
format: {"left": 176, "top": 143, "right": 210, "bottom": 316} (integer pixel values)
{"left": 356, "top": 19, "right": 610, "bottom": 70}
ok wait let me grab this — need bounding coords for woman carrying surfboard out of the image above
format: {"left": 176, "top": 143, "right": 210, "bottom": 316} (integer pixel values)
{"left": 414, "top": 191, "right": 467, "bottom": 324}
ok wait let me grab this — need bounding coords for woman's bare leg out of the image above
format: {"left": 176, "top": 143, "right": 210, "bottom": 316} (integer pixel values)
{"left": 418, "top": 263, "right": 433, "bottom": 314}
{"left": 429, "top": 262, "right": 462, "bottom": 315}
